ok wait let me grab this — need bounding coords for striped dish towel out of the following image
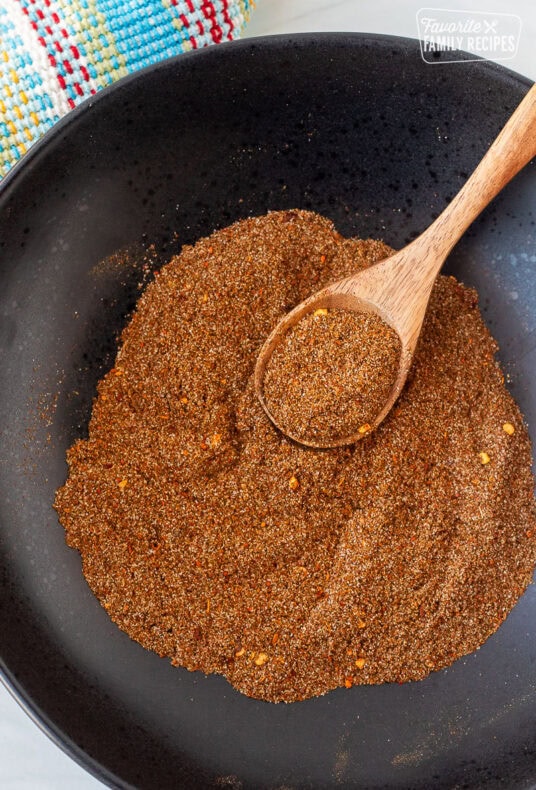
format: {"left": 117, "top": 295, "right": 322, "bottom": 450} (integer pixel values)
{"left": 0, "top": 0, "right": 253, "bottom": 178}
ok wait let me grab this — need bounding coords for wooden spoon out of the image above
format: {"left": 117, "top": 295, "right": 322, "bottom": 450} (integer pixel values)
{"left": 254, "top": 83, "right": 536, "bottom": 448}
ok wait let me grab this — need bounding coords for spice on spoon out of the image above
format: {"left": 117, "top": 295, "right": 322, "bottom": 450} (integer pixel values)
{"left": 262, "top": 307, "right": 401, "bottom": 445}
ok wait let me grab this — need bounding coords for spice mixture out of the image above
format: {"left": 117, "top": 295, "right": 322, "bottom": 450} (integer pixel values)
{"left": 262, "top": 308, "right": 401, "bottom": 445}
{"left": 55, "top": 209, "right": 536, "bottom": 703}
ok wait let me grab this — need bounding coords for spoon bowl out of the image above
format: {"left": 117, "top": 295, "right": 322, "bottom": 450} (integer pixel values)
{"left": 255, "top": 83, "right": 536, "bottom": 447}
{"left": 254, "top": 278, "right": 413, "bottom": 447}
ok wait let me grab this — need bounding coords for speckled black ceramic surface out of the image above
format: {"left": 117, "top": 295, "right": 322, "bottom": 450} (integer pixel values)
{"left": 0, "top": 34, "right": 535, "bottom": 789}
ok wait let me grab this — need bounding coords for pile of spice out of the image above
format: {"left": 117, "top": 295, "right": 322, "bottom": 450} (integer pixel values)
{"left": 262, "top": 307, "right": 401, "bottom": 445}
{"left": 55, "top": 209, "right": 536, "bottom": 703}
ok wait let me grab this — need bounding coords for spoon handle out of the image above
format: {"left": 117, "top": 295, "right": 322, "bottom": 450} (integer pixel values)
{"left": 421, "top": 83, "right": 536, "bottom": 266}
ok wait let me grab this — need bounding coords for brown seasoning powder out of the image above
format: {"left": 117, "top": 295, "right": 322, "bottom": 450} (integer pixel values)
{"left": 54, "top": 210, "right": 536, "bottom": 703}
{"left": 263, "top": 308, "right": 401, "bottom": 444}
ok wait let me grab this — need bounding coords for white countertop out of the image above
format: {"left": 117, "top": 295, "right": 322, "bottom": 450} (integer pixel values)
{"left": 247, "top": 0, "right": 535, "bottom": 80}
{"left": 2, "top": 1, "right": 534, "bottom": 787}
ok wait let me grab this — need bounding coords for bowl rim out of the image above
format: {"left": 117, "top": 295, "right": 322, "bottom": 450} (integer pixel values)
{"left": 0, "top": 30, "right": 532, "bottom": 202}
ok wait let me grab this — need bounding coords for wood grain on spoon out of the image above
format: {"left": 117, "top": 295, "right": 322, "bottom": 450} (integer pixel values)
{"left": 255, "top": 83, "right": 536, "bottom": 448}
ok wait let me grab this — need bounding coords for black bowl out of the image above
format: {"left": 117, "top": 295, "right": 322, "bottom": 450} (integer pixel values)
{"left": 1, "top": 33, "right": 535, "bottom": 789}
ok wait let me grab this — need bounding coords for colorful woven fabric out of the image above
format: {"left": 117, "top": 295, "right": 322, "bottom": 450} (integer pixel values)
{"left": 0, "top": 0, "right": 252, "bottom": 178}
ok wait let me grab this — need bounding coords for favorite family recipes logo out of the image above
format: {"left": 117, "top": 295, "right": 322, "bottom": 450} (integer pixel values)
{"left": 417, "top": 8, "right": 521, "bottom": 64}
